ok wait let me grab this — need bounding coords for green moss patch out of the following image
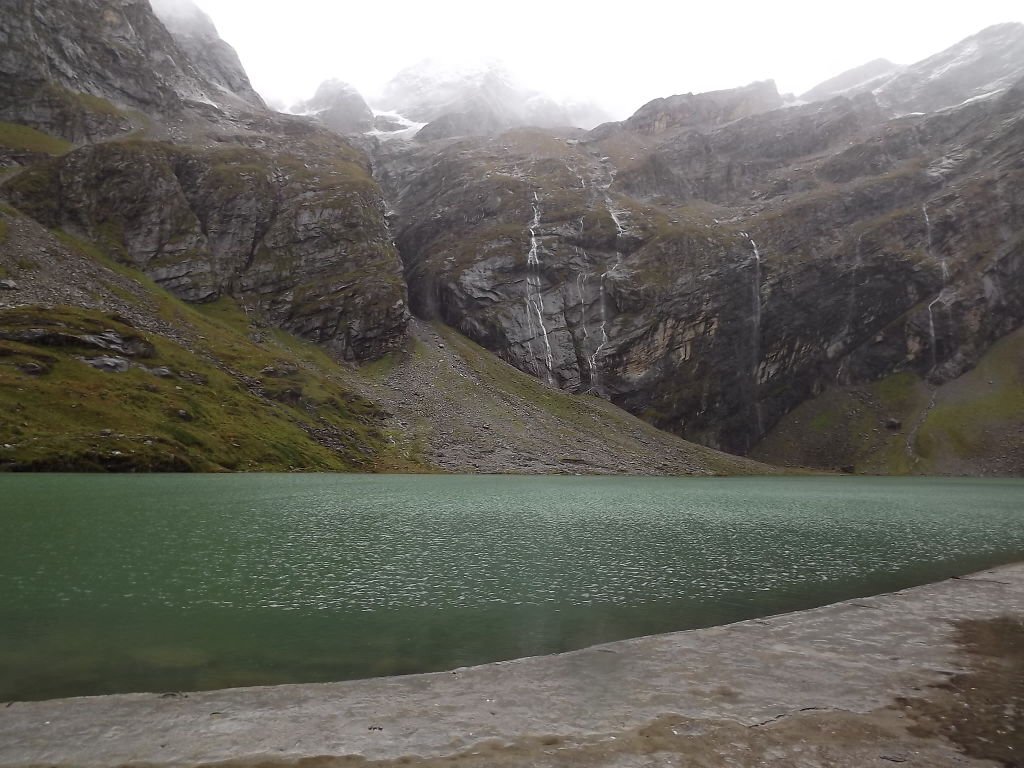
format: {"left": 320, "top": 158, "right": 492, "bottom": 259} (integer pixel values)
{"left": 0, "top": 122, "right": 73, "bottom": 155}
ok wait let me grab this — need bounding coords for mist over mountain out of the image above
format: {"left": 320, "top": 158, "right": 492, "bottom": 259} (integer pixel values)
{"left": 289, "top": 79, "right": 375, "bottom": 134}
{"left": 289, "top": 59, "right": 612, "bottom": 141}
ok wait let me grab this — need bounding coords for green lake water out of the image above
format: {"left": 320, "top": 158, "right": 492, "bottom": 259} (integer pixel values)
{"left": 1, "top": 474, "right": 1023, "bottom": 701}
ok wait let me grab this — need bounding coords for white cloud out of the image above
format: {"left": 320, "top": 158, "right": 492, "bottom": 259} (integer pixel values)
{"left": 189, "top": 0, "right": 1024, "bottom": 118}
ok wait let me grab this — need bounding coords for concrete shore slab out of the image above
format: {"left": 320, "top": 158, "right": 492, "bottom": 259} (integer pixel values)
{"left": 1, "top": 564, "right": 1022, "bottom": 767}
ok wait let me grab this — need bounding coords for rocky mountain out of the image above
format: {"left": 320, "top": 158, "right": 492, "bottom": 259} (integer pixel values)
{"left": 375, "top": 26, "right": 1024, "bottom": 461}
{"left": 0, "top": 0, "right": 264, "bottom": 144}
{"left": 0, "top": 0, "right": 765, "bottom": 475}
{"left": 613, "top": 80, "right": 785, "bottom": 136}
{"left": 1, "top": 0, "right": 1022, "bottom": 475}
{"left": 290, "top": 79, "right": 375, "bottom": 134}
{"left": 1, "top": 0, "right": 409, "bottom": 363}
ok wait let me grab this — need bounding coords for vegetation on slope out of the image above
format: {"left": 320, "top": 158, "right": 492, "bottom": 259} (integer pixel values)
{"left": 752, "top": 328, "right": 1024, "bottom": 475}
{"left": 0, "top": 302, "right": 417, "bottom": 473}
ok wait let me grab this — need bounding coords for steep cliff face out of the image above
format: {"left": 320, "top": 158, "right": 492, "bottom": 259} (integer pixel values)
{"left": 0, "top": 0, "right": 262, "bottom": 142}
{"left": 2, "top": 0, "right": 1022, "bottom": 473}
{"left": 6, "top": 127, "right": 408, "bottom": 360}
{"left": 379, "top": 30, "right": 1024, "bottom": 456}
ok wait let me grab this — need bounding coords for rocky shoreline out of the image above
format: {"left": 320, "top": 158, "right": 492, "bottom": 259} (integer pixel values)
{"left": 1, "top": 563, "right": 1021, "bottom": 767}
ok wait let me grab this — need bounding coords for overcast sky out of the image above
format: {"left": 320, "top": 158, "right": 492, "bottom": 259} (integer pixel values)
{"left": 190, "top": 0, "right": 1023, "bottom": 117}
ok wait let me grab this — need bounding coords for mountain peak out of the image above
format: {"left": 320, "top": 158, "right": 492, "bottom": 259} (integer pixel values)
{"left": 800, "top": 59, "right": 901, "bottom": 103}
{"left": 290, "top": 79, "right": 374, "bottom": 133}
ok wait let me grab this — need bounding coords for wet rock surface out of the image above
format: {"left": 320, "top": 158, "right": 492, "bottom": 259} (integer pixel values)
{"left": 1, "top": 564, "right": 1021, "bottom": 767}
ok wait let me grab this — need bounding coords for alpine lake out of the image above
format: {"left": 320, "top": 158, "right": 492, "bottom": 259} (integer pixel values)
{"left": 2, "top": 474, "right": 1023, "bottom": 702}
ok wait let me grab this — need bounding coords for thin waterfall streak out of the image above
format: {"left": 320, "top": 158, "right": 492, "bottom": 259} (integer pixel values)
{"left": 524, "top": 191, "right": 553, "bottom": 382}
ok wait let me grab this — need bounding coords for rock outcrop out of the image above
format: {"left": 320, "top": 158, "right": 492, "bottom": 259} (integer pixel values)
{"left": 0, "top": 0, "right": 263, "bottom": 143}
{"left": 6, "top": 130, "right": 408, "bottom": 360}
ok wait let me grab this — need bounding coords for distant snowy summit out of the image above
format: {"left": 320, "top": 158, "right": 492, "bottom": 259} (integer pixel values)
{"left": 378, "top": 58, "right": 609, "bottom": 135}
{"left": 801, "top": 22, "right": 1024, "bottom": 114}
{"left": 290, "top": 59, "right": 610, "bottom": 141}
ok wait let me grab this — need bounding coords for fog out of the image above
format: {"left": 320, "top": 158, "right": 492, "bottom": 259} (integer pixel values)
{"left": 180, "top": 0, "right": 1022, "bottom": 118}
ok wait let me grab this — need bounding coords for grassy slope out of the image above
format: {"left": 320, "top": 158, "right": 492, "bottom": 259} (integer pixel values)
{"left": 0, "top": 122, "right": 73, "bottom": 155}
{"left": 752, "top": 328, "right": 1024, "bottom": 475}
{"left": 0, "top": 299, "right": 419, "bottom": 473}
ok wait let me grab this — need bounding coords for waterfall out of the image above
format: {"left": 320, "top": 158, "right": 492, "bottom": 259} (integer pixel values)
{"left": 926, "top": 289, "right": 955, "bottom": 372}
{"left": 527, "top": 192, "right": 541, "bottom": 267}
{"left": 847, "top": 233, "right": 863, "bottom": 338}
{"left": 524, "top": 192, "right": 553, "bottom": 382}
{"left": 743, "top": 233, "right": 762, "bottom": 373}
{"left": 923, "top": 203, "right": 949, "bottom": 372}
{"left": 606, "top": 197, "right": 628, "bottom": 236}
{"left": 576, "top": 269, "right": 590, "bottom": 342}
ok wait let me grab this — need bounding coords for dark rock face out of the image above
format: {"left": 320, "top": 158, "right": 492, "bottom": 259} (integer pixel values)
{"left": 378, "top": 30, "right": 1024, "bottom": 454}
{"left": 291, "top": 79, "right": 374, "bottom": 134}
{"left": 6, "top": 135, "right": 408, "bottom": 360}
